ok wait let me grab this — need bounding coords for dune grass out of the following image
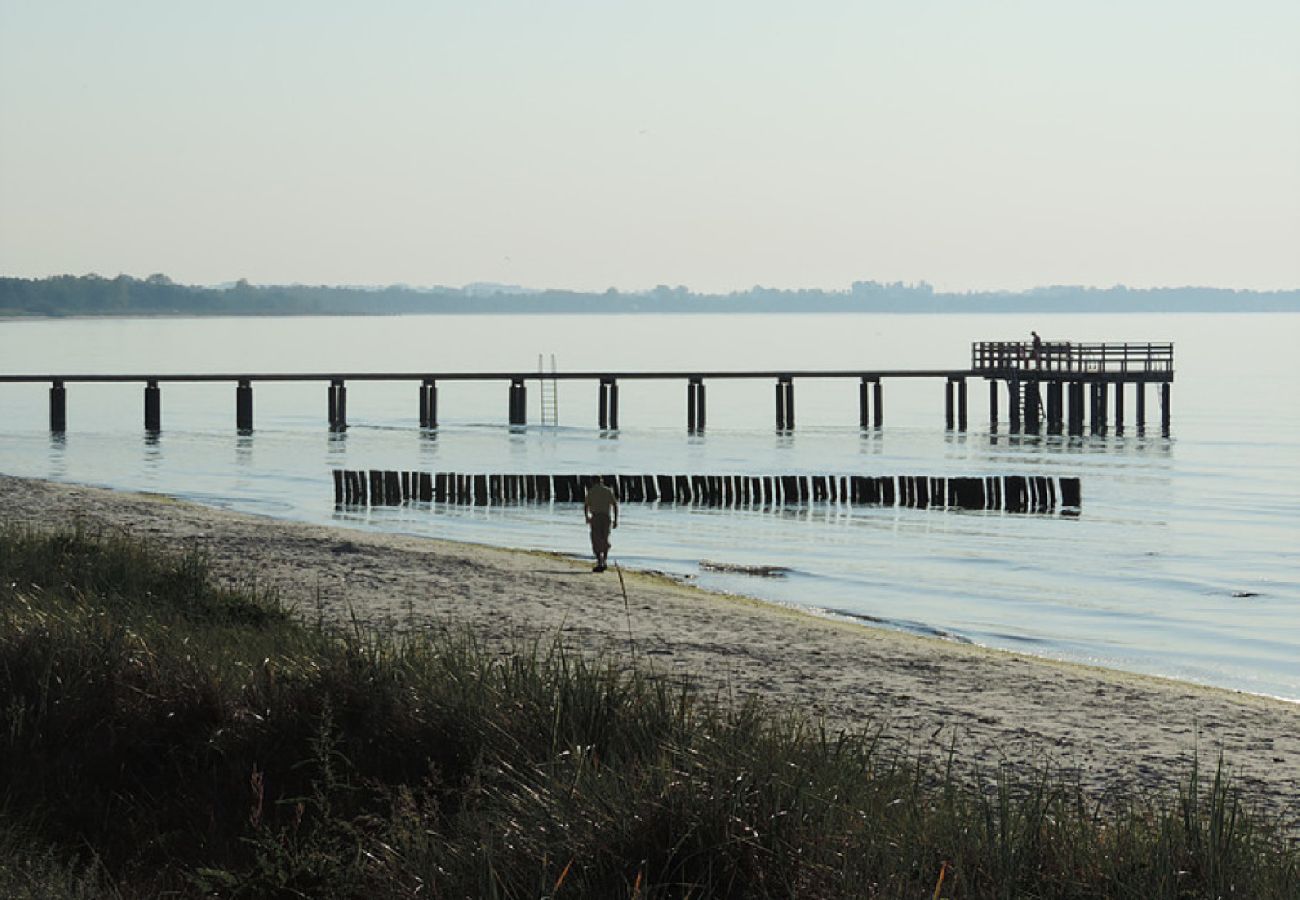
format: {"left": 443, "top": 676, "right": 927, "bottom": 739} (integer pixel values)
{"left": 0, "top": 524, "right": 1295, "bottom": 898}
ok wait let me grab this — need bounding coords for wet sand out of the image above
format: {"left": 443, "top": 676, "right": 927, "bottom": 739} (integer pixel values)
{"left": 4, "top": 473, "right": 1297, "bottom": 825}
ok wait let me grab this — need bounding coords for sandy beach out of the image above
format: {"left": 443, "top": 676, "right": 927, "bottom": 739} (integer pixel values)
{"left": 4, "top": 473, "right": 1297, "bottom": 825}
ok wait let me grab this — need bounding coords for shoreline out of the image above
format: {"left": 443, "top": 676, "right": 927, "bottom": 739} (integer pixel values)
{"left": 3, "top": 472, "right": 1298, "bottom": 824}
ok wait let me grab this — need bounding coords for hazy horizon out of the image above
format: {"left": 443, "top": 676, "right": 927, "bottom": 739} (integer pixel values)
{"left": 2, "top": 2, "right": 1297, "bottom": 294}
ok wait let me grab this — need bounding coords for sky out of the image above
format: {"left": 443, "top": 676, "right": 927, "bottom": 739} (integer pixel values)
{"left": 1, "top": 1, "right": 1297, "bottom": 294}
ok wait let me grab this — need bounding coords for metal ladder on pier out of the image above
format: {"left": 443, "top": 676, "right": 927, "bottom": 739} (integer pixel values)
{"left": 538, "top": 354, "right": 559, "bottom": 426}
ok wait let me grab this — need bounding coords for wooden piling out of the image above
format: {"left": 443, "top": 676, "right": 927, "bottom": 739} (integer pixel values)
{"left": 1024, "top": 381, "right": 1041, "bottom": 432}
{"left": 473, "top": 474, "right": 488, "bottom": 505}
{"left": 859, "top": 377, "right": 870, "bottom": 429}
{"left": 333, "top": 470, "right": 343, "bottom": 504}
{"left": 419, "top": 472, "right": 433, "bottom": 502}
{"left": 1059, "top": 477, "right": 1082, "bottom": 508}
{"left": 144, "top": 380, "right": 161, "bottom": 432}
{"left": 1136, "top": 383, "right": 1146, "bottom": 429}
{"left": 1090, "top": 382, "right": 1103, "bottom": 433}
{"left": 1114, "top": 382, "right": 1125, "bottom": 432}
{"left": 329, "top": 380, "right": 347, "bottom": 430}
{"left": 873, "top": 380, "right": 883, "bottom": 427}
{"left": 386, "top": 471, "right": 402, "bottom": 505}
{"left": 236, "top": 379, "right": 253, "bottom": 431}
{"left": 957, "top": 379, "right": 968, "bottom": 431}
{"left": 1161, "top": 383, "right": 1171, "bottom": 432}
{"left": 49, "top": 381, "right": 66, "bottom": 433}
{"left": 945, "top": 379, "right": 954, "bottom": 430}
{"left": 988, "top": 379, "right": 998, "bottom": 430}
{"left": 686, "top": 378, "right": 706, "bottom": 433}
{"left": 1009, "top": 380, "right": 1022, "bottom": 432}
{"left": 508, "top": 378, "right": 527, "bottom": 426}
{"left": 420, "top": 379, "right": 438, "bottom": 428}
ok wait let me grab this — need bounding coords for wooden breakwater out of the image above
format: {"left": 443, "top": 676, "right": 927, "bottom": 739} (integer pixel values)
{"left": 332, "top": 470, "right": 1080, "bottom": 515}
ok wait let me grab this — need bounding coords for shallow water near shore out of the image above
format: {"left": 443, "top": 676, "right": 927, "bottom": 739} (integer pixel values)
{"left": 1, "top": 312, "right": 1298, "bottom": 700}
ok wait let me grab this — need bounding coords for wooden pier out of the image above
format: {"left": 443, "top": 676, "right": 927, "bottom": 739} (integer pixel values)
{"left": 0, "top": 341, "right": 1172, "bottom": 436}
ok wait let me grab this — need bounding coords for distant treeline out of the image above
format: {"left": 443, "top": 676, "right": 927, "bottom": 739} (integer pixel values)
{"left": 2, "top": 273, "right": 1297, "bottom": 317}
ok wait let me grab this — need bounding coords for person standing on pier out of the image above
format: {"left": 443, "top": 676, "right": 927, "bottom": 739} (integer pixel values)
{"left": 584, "top": 476, "right": 618, "bottom": 572}
{"left": 1031, "top": 331, "right": 1043, "bottom": 369}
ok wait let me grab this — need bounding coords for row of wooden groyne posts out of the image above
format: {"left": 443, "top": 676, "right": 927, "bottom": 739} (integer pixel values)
{"left": 334, "top": 470, "right": 1082, "bottom": 515}
{"left": 6, "top": 341, "right": 1173, "bottom": 436}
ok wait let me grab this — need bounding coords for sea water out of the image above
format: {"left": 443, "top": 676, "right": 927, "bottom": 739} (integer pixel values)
{"left": 1, "top": 312, "right": 1297, "bottom": 700}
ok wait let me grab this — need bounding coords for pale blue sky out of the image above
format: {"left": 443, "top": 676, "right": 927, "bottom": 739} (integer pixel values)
{"left": 1, "top": 1, "right": 1296, "bottom": 292}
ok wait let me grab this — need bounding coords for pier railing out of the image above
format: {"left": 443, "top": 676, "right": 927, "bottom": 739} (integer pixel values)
{"left": 971, "top": 342, "right": 1174, "bottom": 378}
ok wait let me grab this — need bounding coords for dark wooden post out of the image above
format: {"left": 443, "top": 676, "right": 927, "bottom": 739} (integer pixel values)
{"left": 988, "top": 379, "right": 998, "bottom": 430}
{"left": 775, "top": 377, "right": 794, "bottom": 431}
{"left": 1114, "top": 381, "right": 1125, "bottom": 432}
{"left": 944, "top": 379, "right": 954, "bottom": 429}
{"left": 1136, "top": 382, "right": 1146, "bottom": 429}
{"left": 859, "top": 377, "right": 870, "bottom": 429}
{"left": 1090, "top": 382, "right": 1102, "bottom": 434}
{"left": 687, "top": 378, "right": 705, "bottom": 432}
{"left": 687, "top": 379, "right": 697, "bottom": 433}
{"left": 329, "top": 379, "right": 347, "bottom": 430}
{"left": 957, "top": 378, "right": 968, "bottom": 431}
{"left": 144, "top": 380, "right": 161, "bottom": 432}
{"left": 872, "top": 380, "right": 883, "bottom": 427}
{"left": 236, "top": 379, "right": 253, "bottom": 432}
{"left": 599, "top": 380, "right": 609, "bottom": 429}
{"left": 608, "top": 379, "right": 619, "bottom": 430}
{"left": 49, "top": 380, "right": 67, "bottom": 433}
{"left": 1068, "top": 382, "right": 1084, "bottom": 435}
{"left": 1161, "top": 383, "right": 1171, "bottom": 433}
{"left": 1009, "top": 380, "right": 1021, "bottom": 432}
{"left": 420, "top": 379, "right": 438, "bottom": 428}
{"left": 1024, "top": 380, "right": 1040, "bottom": 432}
{"left": 509, "top": 378, "right": 526, "bottom": 426}
{"left": 1047, "top": 381, "right": 1063, "bottom": 432}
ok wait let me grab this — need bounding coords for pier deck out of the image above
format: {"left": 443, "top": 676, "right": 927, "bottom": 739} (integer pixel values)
{"left": 1, "top": 341, "right": 1173, "bottom": 436}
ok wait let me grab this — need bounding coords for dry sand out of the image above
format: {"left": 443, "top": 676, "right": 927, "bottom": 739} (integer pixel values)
{"left": 4, "top": 473, "right": 1298, "bottom": 825}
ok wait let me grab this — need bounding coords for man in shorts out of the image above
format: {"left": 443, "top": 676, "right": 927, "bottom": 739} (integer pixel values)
{"left": 583, "top": 475, "right": 618, "bottom": 572}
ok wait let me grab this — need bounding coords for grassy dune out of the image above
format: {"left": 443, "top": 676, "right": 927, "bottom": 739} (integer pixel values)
{"left": 1, "top": 525, "right": 1295, "bottom": 898}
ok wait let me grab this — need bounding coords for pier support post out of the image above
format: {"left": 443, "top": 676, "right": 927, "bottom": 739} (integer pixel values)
{"left": 50, "top": 381, "right": 66, "bottom": 433}
{"left": 1161, "top": 383, "right": 1170, "bottom": 433}
{"left": 1136, "top": 383, "right": 1146, "bottom": 430}
{"left": 686, "top": 378, "right": 706, "bottom": 433}
{"left": 329, "top": 379, "right": 347, "bottom": 430}
{"left": 859, "top": 377, "right": 871, "bottom": 429}
{"left": 957, "top": 378, "right": 968, "bottom": 431}
{"left": 1114, "top": 382, "right": 1125, "bottom": 433}
{"left": 775, "top": 377, "right": 794, "bottom": 431}
{"left": 420, "top": 379, "right": 438, "bottom": 428}
{"left": 944, "top": 379, "right": 954, "bottom": 430}
{"left": 144, "top": 380, "right": 161, "bottom": 432}
{"left": 1047, "top": 382, "right": 1063, "bottom": 432}
{"left": 872, "top": 380, "right": 883, "bottom": 427}
{"left": 1089, "top": 383, "right": 1101, "bottom": 433}
{"left": 1009, "top": 380, "right": 1021, "bottom": 432}
{"left": 599, "top": 378, "right": 619, "bottom": 430}
{"left": 236, "top": 379, "right": 253, "bottom": 432}
{"left": 1025, "top": 380, "right": 1041, "bottom": 432}
{"left": 1067, "top": 382, "right": 1084, "bottom": 435}
{"left": 989, "top": 379, "right": 998, "bottom": 430}
{"left": 509, "top": 378, "right": 527, "bottom": 426}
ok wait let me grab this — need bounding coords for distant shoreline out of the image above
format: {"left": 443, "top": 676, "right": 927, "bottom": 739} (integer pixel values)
{"left": 3, "top": 273, "right": 1298, "bottom": 318}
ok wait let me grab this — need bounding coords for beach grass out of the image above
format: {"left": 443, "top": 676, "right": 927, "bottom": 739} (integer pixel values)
{"left": 1, "top": 524, "right": 1296, "bottom": 898}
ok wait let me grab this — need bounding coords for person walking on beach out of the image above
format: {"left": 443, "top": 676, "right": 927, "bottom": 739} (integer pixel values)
{"left": 584, "top": 476, "right": 618, "bottom": 572}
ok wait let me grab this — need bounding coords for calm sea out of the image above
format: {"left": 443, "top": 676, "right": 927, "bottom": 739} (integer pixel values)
{"left": 2, "top": 313, "right": 1297, "bottom": 700}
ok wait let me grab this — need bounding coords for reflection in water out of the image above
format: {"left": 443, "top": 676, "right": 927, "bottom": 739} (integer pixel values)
{"left": 47, "top": 433, "right": 67, "bottom": 479}
{"left": 235, "top": 433, "right": 254, "bottom": 468}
